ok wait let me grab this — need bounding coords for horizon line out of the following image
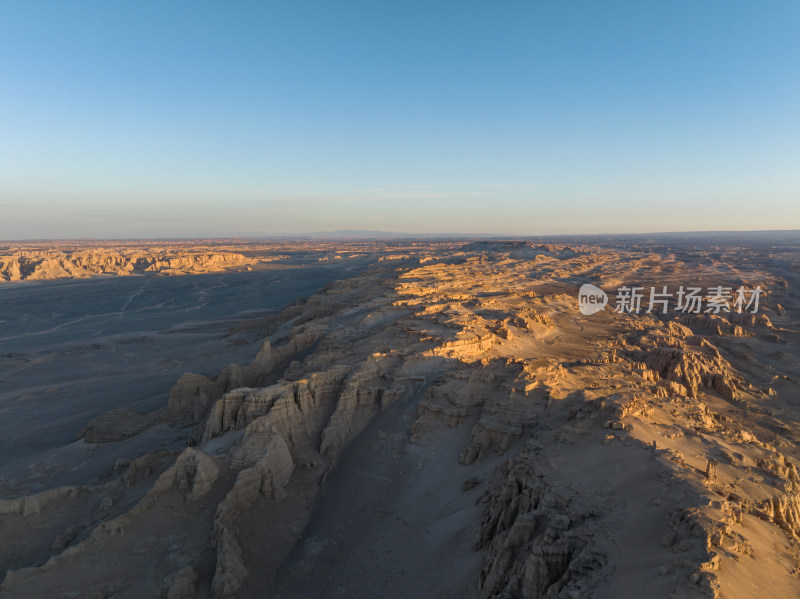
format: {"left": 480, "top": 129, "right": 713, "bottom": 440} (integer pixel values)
{"left": 2, "top": 228, "right": 800, "bottom": 243}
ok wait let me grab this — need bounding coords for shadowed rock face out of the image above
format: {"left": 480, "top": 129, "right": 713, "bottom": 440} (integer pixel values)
{"left": 2, "top": 238, "right": 800, "bottom": 598}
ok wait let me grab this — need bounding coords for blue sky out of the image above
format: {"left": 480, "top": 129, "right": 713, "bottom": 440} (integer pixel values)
{"left": 1, "top": 1, "right": 798, "bottom": 238}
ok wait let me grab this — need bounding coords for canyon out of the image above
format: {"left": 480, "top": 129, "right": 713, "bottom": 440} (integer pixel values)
{"left": 1, "top": 236, "right": 799, "bottom": 598}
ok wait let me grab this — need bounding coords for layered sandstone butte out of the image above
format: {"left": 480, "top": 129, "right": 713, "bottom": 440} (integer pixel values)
{"left": 1, "top": 240, "right": 799, "bottom": 598}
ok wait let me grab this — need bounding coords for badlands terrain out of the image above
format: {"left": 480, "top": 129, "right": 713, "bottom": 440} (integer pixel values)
{"left": 0, "top": 242, "right": 260, "bottom": 282}
{"left": 1, "top": 235, "right": 799, "bottom": 598}
{"left": 0, "top": 238, "right": 442, "bottom": 282}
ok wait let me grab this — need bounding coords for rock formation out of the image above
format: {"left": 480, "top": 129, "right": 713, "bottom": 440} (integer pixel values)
{"left": 2, "top": 239, "right": 799, "bottom": 598}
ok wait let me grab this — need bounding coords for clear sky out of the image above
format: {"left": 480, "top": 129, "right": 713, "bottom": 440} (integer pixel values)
{"left": 1, "top": 1, "right": 798, "bottom": 238}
